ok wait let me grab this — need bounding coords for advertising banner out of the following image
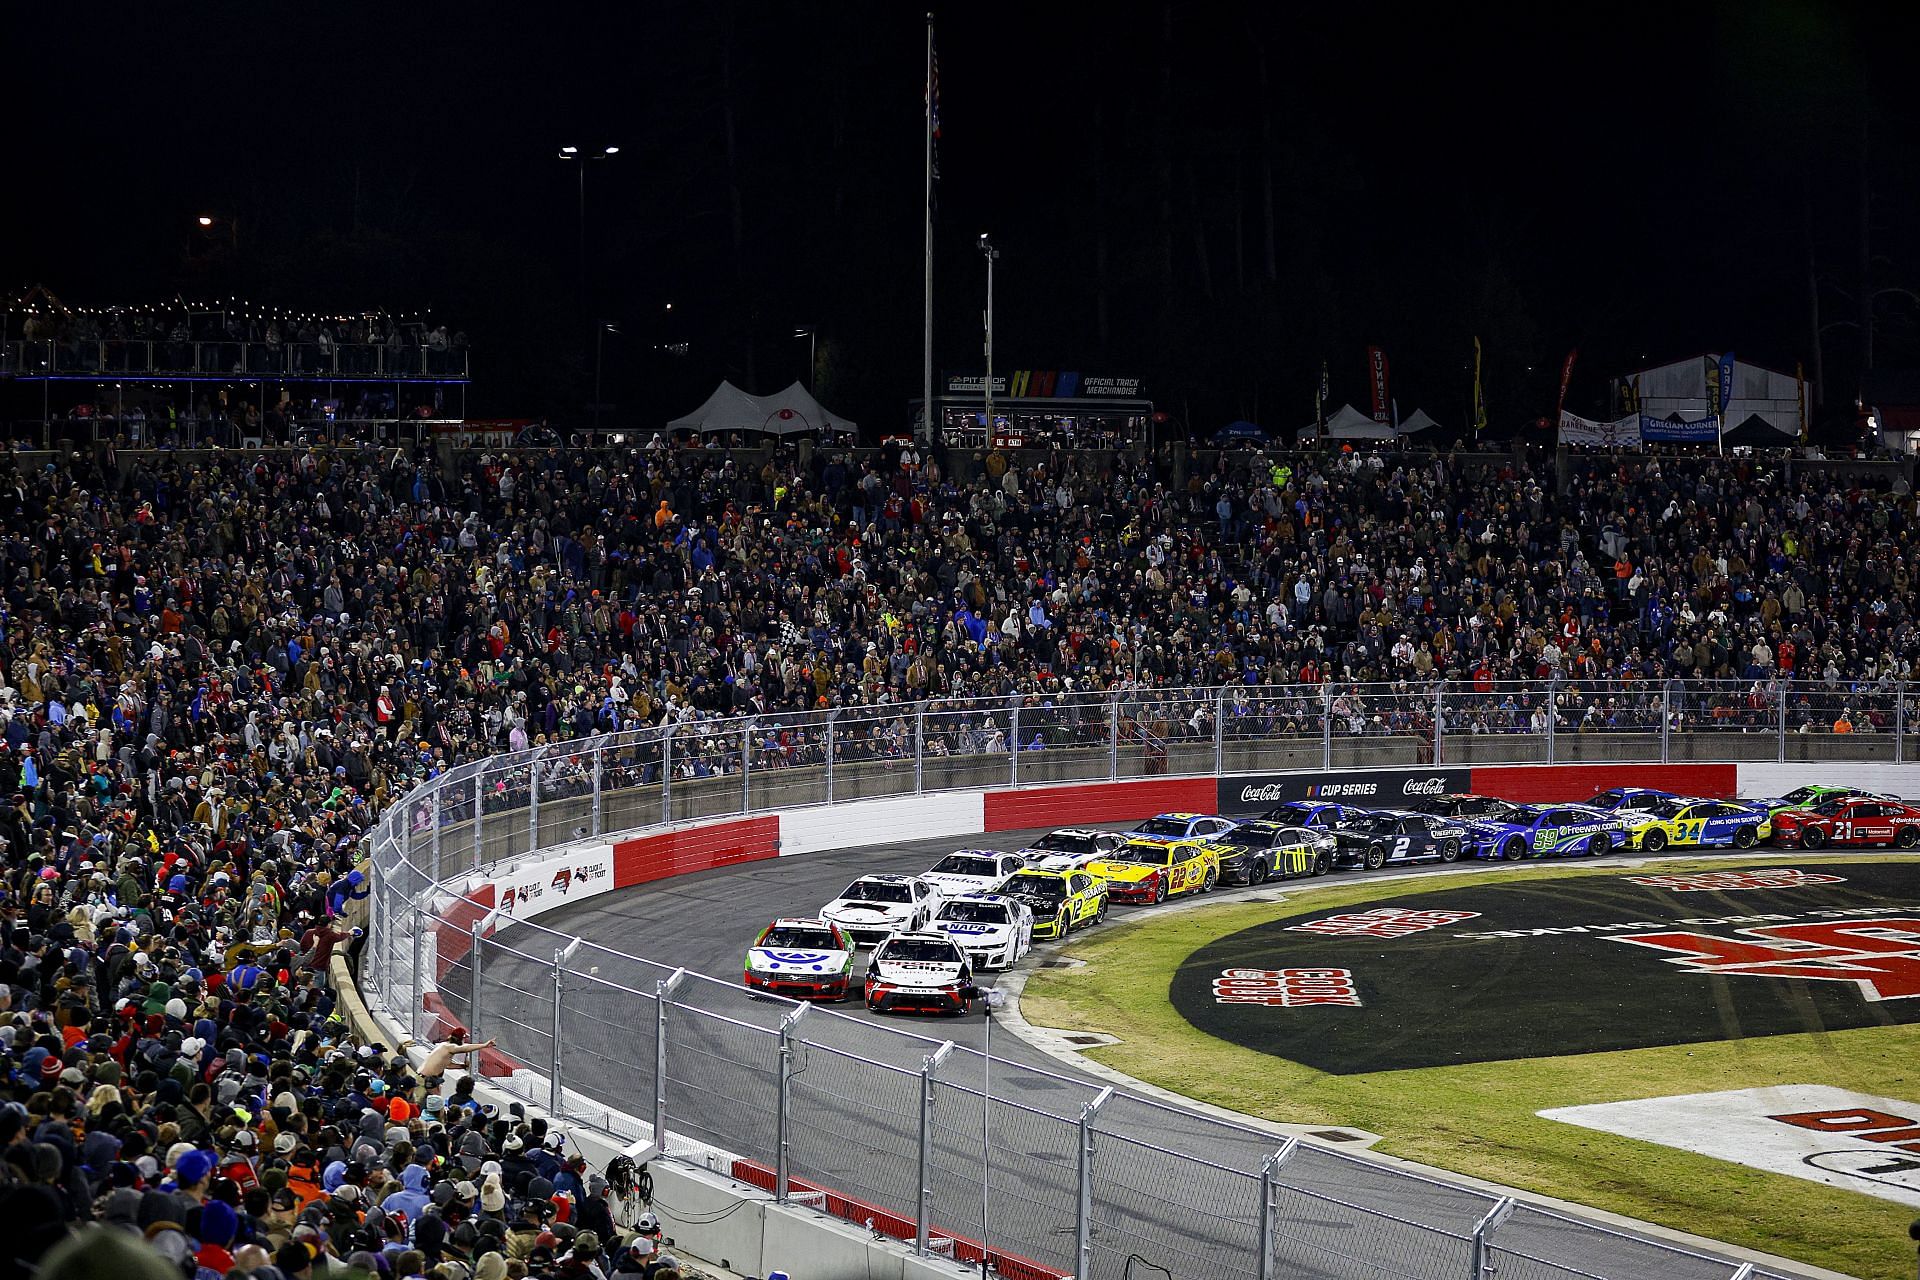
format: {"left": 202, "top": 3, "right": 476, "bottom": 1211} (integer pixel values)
{"left": 1367, "top": 347, "right": 1391, "bottom": 422}
{"left": 1557, "top": 410, "right": 1640, "bottom": 449}
{"left": 1218, "top": 766, "right": 1469, "bottom": 814}
{"left": 1640, "top": 413, "right": 1720, "bottom": 444}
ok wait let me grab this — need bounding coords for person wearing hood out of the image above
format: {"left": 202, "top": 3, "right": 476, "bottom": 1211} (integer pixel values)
{"left": 382, "top": 1162, "right": 433, "bottom": 1224}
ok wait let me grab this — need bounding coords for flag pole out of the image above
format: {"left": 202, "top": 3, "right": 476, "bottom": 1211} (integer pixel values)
{"left": 921, "top": 12, "right": 936, "bottom": 447}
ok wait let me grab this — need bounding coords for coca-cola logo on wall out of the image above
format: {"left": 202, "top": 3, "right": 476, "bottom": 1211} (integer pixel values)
{"left": 1219, "top": 768, "right": 1469, "bottom": 813}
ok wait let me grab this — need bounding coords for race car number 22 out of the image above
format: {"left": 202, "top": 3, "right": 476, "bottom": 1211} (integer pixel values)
{"left": 1212, "top": 968, "right": 1362, "bottom": 1007}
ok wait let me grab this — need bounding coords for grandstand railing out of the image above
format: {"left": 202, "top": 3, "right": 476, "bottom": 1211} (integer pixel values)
{"left": 1, "top": 337, "right": 469, "bottom": 379}
{"left": 364, "top": 677, "right": 1868, "bottom": 1280}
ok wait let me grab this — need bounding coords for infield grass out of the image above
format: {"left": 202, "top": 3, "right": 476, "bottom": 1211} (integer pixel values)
{"left": 1021, "top": 856, "right": 1920, "bottom": 1280}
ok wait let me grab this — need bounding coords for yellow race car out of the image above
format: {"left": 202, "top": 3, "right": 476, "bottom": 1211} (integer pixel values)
{"left": 1619, "top": 797, "right": 1772, "bottom": 852}
{"left": 994, "top": 868, "right": 1107, "bottom": 939}
{"left": 1086, "top": 838, "right": 1221, "bottom": 905}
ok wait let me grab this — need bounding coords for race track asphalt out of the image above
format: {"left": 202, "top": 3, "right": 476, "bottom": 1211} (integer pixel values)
{"left": 473, "top": 830, "right": 1814, "bottom": 1280}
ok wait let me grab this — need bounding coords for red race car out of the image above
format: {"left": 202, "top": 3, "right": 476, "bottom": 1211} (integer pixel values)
{"left": 1770, "top": 796, "right": 1920, "bottom": 849}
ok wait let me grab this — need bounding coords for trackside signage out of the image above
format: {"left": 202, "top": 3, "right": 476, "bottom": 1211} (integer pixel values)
{"left": 1542, "top": 1085, "right": 1920, "bottom": 1207}
{"left": 1218, "top": 767, "right": 1468, "bottom": 814}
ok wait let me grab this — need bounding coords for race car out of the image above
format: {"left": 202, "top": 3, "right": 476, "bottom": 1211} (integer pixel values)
{"left": 819, "top": 874, "right": 942, "bottom": 947}
{"left": 1769, "top": 796, "right": 1920, "bottom": 849}
{"left": 742, "top": 918, "right": 856, "bottom": 1001}
{"left": 929, "top": 893, "right": 1033, "bottom": 970}
{"left": 1326, "top": 810, "right": 1470, "bottom": 870}
{"left": 1015, "top": 828, "right": 1129, "bottom": 871}
{"left": 1622, "top": 797, "right": 1771, "bottom": 852}
{"left": 1408, "top": 793, "right": 1510, "bottom": 819}
{"left": 1748, "top": 784, "right": 1893, "bottom": 819}
{"left": 1458, "top": 803, "right": 1638, "bottom": 861}
{"left": 1086, "top": 838, "right": 1220, "bottom": 904}
{"left": 1257, "top": 799, "right": 1369, "bottom": 830}
{"left": 995, "top": 868, "right": 1107, "bottom": 938}
{"left": 1204, "top": 821, "right": 1335, "bottom": 884}
{"left": 1127, "top": 812, "right": 1238, "bottom": 844}
{"left": 864, "top": 931, "right": 978, "bottom": 1015}
{"left": 1583, "top": 787, "right": 1679, "bottom": 815}
{"left": 920, "top": 849, "right": 1030, "bottom": 897}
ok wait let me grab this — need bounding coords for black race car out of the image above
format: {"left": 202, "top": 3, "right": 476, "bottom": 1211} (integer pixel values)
{"left": 1258, "top": 800, "right": 1369, "bottom": 829}
{"left": 1327, "top": 809, "right": 1470, "bottom": 870}
{"left": 1408, "top": 792, "right": 1509, "bottom": 819}
{"left": 1206, "top": 821, "right": 1338, "bottom": 885}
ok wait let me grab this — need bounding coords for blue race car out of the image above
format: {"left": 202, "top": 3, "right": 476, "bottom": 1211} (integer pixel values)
{"left": 1583, "top": 787, "right": 1678, "bottom": 815}
{"left": 1259, "top": 800, "right": 1369, "bottom": 830}
{"left": 1459, "top": 802, "right": 1638, "bottom": 861}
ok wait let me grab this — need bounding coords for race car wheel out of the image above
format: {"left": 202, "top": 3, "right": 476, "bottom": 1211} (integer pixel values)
{"left": 1897, "top": 826, "right": 1920, "bottom": 849}
{"left": 1801, "top": 826, "right": 1827, "bottom": 849}
{"left": 1202, "top": 866, "right": 1218, "bottom": 892}
{"left": 1151, "top": 877, "right": 1168, "bottom": 904}
{"left": 1733, "top": 825, "right": 1759, "bottom": 849}
{"left": 1055, "top": 909, "right": 1070, "bottom": 936}
{"left": 866, "top": 996, "right": 883, "bottom": 1013}
{"left": 1500, "top": 837, "right": 1528, "bottom": 862}
{"left": 1248, "top": 858, "right": 1269, "bottom": 886}
{"left": 1094, "top": 896, "right": 1108, "bottom": 923}
{"left": 1642, "top": 829, "right": 1668, "bottom": 853}
{"left": 1312, "top": 853, "right": 1331, "bottom": 877}
{"left": 1438, "top": 840, "right": 1460, "bottom": 863}
{"left": 1364, "top": 844, "right": 1388, "bottom": 871}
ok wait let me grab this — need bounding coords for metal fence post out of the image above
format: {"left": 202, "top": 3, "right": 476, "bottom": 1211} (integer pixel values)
{"left": 1897, "top": 683, "right": 1907, "bottom": 764}
{"left": 1214, "top": 686, "right": 1228, "bottom": 775}
{"left": 917, "top": 1041, "right": 956, "bottom": 1255}
{"left": 662, "top": 726, "right": 676, "bottom": 824}
{"left": 1076, "top": 1087, "right": 1114, "bottom": 1280}
{"left": 1776, "top": 680, "right": 1789, "bottom": 761}
{"left": 472, "top": 769, "right": 486, "bottom": 872}
{"left": 654, "top": 968, "right": 687, "bottom": 1152}
{"left": 1320, "top": 684, "right": 1334, "bottom": 769}
{"left": 741, "top": 722, "right": 753, "bottom": 813}
{"left": 1661, "top": 681, "right": 1673, "bottom": 764}
{"left": 1256, "top": 1139, "right": 1299, "bottom": 1280}
{"left": 529, "top": 757, "right": 542, "bottom": 852}
{"left": 914, "top": 706, "right": 926, "bottom": 794}
{"left": 775, "top": 1004, "right": 810, "bottom": 1203}
{"left": 1107, "top": 693, "right": 1120, "bottom": 780}
{"left": 1546, "top": 676, "right": 1560, "bottom": 764}
{"left": 1432, "top": 679, "right": 1445, "bottom": 765}
{"left": 550, "top": 949, "right": 565, "bottom": 1116}
{"left": 1009, "top": 696, "right": 1021, "bottom": 787}
{"left": 410, "top": 906, "right": 430, "bottom": 1041}
{"left": 826, "top": 709, "right": 840, "bottom": 804}
{"left": 591, "top": 746, "right": 604, "bottom": 837}
{"left": 429, "top": 786, "right": 441, "bottom": 874}
{"left": 468, "top": 915, "right": 487, "bottom": 1042}
{"left": 1470, "top": 1197, "right": 1515, "bottom": 1280}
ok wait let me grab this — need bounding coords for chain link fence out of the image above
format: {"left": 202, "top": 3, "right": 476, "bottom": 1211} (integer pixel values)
{"left": 360, "top": 678, "right": 1844, "bottom": 1280}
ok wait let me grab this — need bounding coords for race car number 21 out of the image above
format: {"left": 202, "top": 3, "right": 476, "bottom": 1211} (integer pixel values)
{"left": 1211, "top": 967, "right": 1362, "bottom": 1007}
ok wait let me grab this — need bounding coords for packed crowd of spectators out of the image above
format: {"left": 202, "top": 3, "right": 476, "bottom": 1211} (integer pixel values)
{"left": 1, "top": 432, "right": 1915, "bottom": 1275}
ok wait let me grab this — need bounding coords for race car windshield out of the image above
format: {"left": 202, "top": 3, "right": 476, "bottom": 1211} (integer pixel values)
{"left": 938, "top": 901, "right": 1009, "bottom": 924}
{"left": 1808, "top": 799, "right": 1851, "bottom": 815}
{"left": 1217, "top": 829, "right": 1277, "bottom": 849}
{"left": 1030, "top": 832, "right": 1096, "bottom": 853}
{"left": 1485, "top": 802, "right": 1533, "bottom": 822}
{"left": 878, "top": 939, "right": 960, "bottom": 965}
{"left": 1114, "top": 844, "right": 1174, "bottom": 866}
{"left": 1131, "top": 818, "right": 1191, "bottom": 837}
{"left": 1587, "top": 790, "right": 1625, "bottom": 805}
{"left": 1780, "top": 787, "right": 1824, "bottom": 805}
{"left": 760, "top": 927, "right": 839, "bottom": 949}
{"left": 841, "top": 881, "right": 913, "bottom": 903}
{"left": 1003, "top": 875, "right": 1066, "bottom": 902}
{"left": 1646, "top": 800, "right": 1692, "bottom": 819}
{"left": 1345, "top": 815, "right": 1400, "bottom": 833}
{"left": 930, "top": 854, "right": 1001, "bottom": 876}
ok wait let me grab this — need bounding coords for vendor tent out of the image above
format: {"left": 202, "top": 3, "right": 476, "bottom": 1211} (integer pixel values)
{"left": 1722, "top": 413, "right": 1797, "bottom": 448}
{"left": 667, "top": 380, "right": 857, "bottom": 437}
{"left": 1397, "top": 408, "right": 1446, "bottom": 437}
{"left": 1320, "top": 403, "right": 1398, "bottom": 440}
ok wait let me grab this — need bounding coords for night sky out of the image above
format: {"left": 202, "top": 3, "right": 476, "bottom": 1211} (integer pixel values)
{"left": 7, "top": 2, "right": 1915, "bottom": 436}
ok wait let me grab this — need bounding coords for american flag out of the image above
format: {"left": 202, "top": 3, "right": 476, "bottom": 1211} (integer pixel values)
{"left": 927, "top": 22, "right": 941, "bottom": 199}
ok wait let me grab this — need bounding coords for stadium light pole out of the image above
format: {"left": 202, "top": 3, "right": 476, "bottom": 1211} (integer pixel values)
{"left": 794, "top": 327, "right": 817, "bottom": 395}
{"left": 594, "top": 321, "right": 621, "bottom": 434}
{"left": 556, "top": 146, "right": 620, "bottom": 295}
{"left": 979, "top": 234, "right": 1000, "bottom": 441}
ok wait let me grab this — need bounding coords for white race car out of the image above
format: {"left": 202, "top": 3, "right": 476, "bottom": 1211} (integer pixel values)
{"left": 865, "top": 931, "right": 978, "bottom": 1015}
{"left": 930, "top": 893, "right": 1033, "bottom": 971}
{"left": 921, "top": 849, "right": 1030, "bottom": 898}
{"left": 820, "top": 874, "right": 942, "bottom": 947}
{"left": 742, "top": 918, "right": 856, "bottom": 1001}
{"left": 1015, "top": 828, "right": 1127, "bottom": 872}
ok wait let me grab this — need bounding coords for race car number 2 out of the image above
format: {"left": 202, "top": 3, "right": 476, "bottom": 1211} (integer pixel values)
{"left": 1212, "top": 967, "right": 1362, "bottom": 1007}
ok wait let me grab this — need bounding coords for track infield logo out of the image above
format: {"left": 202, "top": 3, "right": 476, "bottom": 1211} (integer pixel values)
{"left": 1212, "top": 967, "right": 1361, "bottom": 1007}
{"left": 1625, "top": 868, "right": 1847, "bottom": 893}
{"left": 1615, "top": 916, "right": 1920, "bottom": 1001}
{"left": 1543, "top": 1085, "right": 1920, "bottom": 1207}
{"left": 1289, "top": 908, "right": 1480, "bottom": 938}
